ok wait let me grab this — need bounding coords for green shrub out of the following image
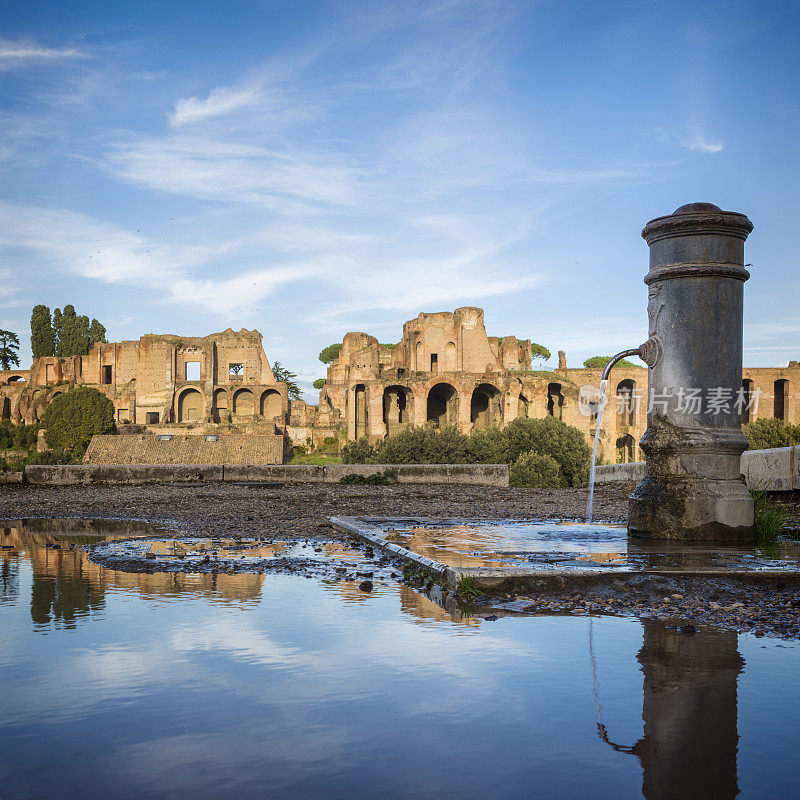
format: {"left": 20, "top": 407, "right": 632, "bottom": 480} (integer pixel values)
{"left": 374, "top": 426, "right": 472, "bottom": 464}
{"left": 743, "top": 418, "right": 800, "bottom": 450}
{"left": 501, "top": 417, "right": 590, "bottom": 487}
{"left": 0, "top": 421, "right": 13, "bottom": 449}
{"left": 41, "top": 387, "right": 115, "bottom": 459}
{"left": 317, "top": 436, "right": 339, "bottom": 456}
{"left": 339, "top": 470, "right": 397, "bottom": 485}
{"left": 341, "top": 437, "right": 376, "bottom": 464}
{"left": 467, "top": 427, "right": 509, "bottom": 464}
{"left": 312, "top": 378, "right": 327, "bottom": 389}
{"left": 750, "top": 484, "right": 787, "bottom": 542}
{"left": 510, "top": 451, "right": 563, "bottom": 488}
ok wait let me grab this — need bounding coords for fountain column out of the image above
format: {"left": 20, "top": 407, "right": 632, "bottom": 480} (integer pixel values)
{"left": 628, "top": 203, "right": 754, "bottom": 540}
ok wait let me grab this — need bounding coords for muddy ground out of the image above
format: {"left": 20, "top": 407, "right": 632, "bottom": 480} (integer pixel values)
{"left": 3, "top": 481, "right": 800, "bottom": 639}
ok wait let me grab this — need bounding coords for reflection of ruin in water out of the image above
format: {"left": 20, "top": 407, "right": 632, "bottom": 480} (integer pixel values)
{"left": 595, "top": 618, "right": 743, "bottom": 800}
{"left": 1, "top": 524, "right": 266, "bottom": 630}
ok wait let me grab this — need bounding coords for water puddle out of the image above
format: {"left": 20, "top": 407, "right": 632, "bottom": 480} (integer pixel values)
{"left": 379, "top": 518, "right": 800, "bottom": 573}
{"left": 2, "top": 520, "right": 800, "bottom": 797}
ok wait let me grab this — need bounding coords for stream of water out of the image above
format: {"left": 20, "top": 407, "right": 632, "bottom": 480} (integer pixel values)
{"left": 586, "top": 378, "right": 608, "bottom": 523}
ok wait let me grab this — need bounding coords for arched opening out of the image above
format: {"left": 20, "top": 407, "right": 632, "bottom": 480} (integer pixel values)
{"left": 616, "top": 433, "right": 635, "bottom": 463}
{"left": 232, "top": 388, "right": 255, "bottom": 416}
{"left": 774, "top": 379, "right": 788, "bottom": 421}
{"left": 427, "top": 383, "right": 457, "bottom": 427}
{"left": 261, "top": 389, "right": 282, "bottom": 419}
{"left": 8, "top": 375, "right": 24, "bottom": 383}
{"left": 178, "top": 388, "right": 203, "bottom": 423}
{"left": 518, "top": 393, "right": 529, "bottom": 419}
{"left": 741, "top": 379, "right": 753, "bottom": 424}
{"left": 470, "top": 383, "right": 501, "bottom": 429}
{"left": 445, "top": 341, "right": 457, "bottom": 371}
{"left": 397, "top": 368, "right": 406, "bottom": 380}
{"left": 1, "top": 397, "right": 10, "bottom": 420}
{"left": 383, "top": 385, "right": 410, "bottom": 436}
{"left": 213, "top": 388, "right": 228, "bottom": 423}
{"left": 354, "top": 384, "right": 367, "bottom": 438}
{"left": 415, "top": 341, "right": 423, "bottom": 372}
{"left": 616, "top": 379, "right": 636, "bottom": 427}
{"left": 547, "top": 383, "right": 564, "bottom": 420}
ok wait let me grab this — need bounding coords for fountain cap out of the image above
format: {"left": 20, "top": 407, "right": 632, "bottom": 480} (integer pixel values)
{"left": 642, "top": 202, "right": 753, "bottom": 245}
{"left": 673, "top": 202, "right": 722, "bottom": 214}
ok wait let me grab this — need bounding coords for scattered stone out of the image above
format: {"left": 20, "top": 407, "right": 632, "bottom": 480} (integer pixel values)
{"left": 484, "top": 615, "right": 499, "bottom": 621}
{"left": 358, "top": 581, "right": 373, "bottom": 593}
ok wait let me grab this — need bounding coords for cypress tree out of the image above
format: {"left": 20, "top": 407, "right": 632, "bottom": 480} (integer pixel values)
{"left": 89, "top": 319, "right": 107, "bottom": 347}
{"left": 76, "top": 315, "right": 91, "bottom": 356}
{"left": 52, "top": 308, "right": 63, "bottom": 357}
{"left": 58, "top": 305, "right": 79, "bottom": 357}
{"left": 30, "top": 305, "right": 55, "bottom": 358}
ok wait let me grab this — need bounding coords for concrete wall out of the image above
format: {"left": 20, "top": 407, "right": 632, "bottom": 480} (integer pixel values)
{"left": 595, "top": 445, "right": 800, "bottom": 491}
{"left": 21, "top": 463, "right": 509, "bottom": 486}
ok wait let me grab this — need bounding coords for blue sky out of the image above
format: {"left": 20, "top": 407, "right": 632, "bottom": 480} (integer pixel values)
{"left": 1, "top": 0, "right": 798, "bottom": 400}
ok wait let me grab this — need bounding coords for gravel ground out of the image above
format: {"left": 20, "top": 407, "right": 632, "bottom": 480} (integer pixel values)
{"left": 3, "top": 480, "right": 799, "bottom": 638}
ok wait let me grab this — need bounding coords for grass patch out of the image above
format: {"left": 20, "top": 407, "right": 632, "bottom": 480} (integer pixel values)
{"left": 751, "top": 484, "right": 787, "bottom": 542}
{"left": 339, "top": 469, "right": 397, "bottom": 485}
{"left": 455, "top": 574, "right": 481, "bottom": 599}
{"left": 403, "top": 563, "right": 433, "bottom": 587}
{"left": 288, "top": 453, "right": 342, "bottom": 465}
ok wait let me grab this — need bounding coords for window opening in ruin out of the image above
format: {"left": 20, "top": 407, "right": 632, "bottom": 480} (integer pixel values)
{"left": 383, "top": 386, "right": 408, "bottom": 436}
{"left": 229, "top": 363, "right": 244, "bottom": 380}
{"left": 741, "top": 380, "right": 753, "bottom": 424}
{"left": 518, "top": 394, "right": 529, "bottom": 419}
{"left": 185, "top": 361, "right": 201, "bottom": 381}
{"left": 117, "top": 409, "right": 129, "bottom": 423}
{"left": 8, "top": 375, "right": 23, "bottom": 382}
{"left": 616, "top": 379, "right": 636, "bottom": 427}
{"left": 45, "top": 364, "right": 55, "bottom": 383}
{"left": 354, "top": 384, "right": 367, "bottom": 438}
{"left": 146, "top": 412, "right": 160, "bottom": 425}
{"left": 426, "top": 383, "right": 457, "bottom": 427}
{"left": 616, "top": 434, "right": 635, "bottom": 463}
{"left": 547, "top": 383, "right": 564, "bottom": 419}
{"left": 774, "top": 379, "right": 788, "bottom": 421}
{"left": 430, "top": 354, "right": 438, "bottom": 374}
{"left": 205, "top": 435, "right": 219, "bottom": 442}
{"left": 470, "top": 384, "right": 501, "bottom": 429}
{"left": 1, "top": 397, "right": 10, "bottom": 420}
{"left": 158, "top": 434, "right": 172, "bottom": 441}
{"left": 102, "top": 365, "right": 112, "bottom": 385}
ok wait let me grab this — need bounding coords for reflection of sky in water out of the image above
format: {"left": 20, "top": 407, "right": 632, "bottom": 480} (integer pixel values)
{"left": 382, "top": 520, "right": 800, "bottom": 573}
{"left": 3, "top": 527, "right": 800, "bottom": 798}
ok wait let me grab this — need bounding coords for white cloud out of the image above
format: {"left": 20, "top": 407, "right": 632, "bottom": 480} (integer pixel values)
{"left": 0, "top": 39, "right": 89, "bottom": 68}
{"left": 683, "top": 132, "right": 724, "bottom": 154}
{"left": 169, "top": 85, "right": 262, "bottom": 127}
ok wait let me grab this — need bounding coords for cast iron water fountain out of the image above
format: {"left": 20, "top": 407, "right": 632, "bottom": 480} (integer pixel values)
{"left": 587, "top": 203, "right": 755, "bottom": 541}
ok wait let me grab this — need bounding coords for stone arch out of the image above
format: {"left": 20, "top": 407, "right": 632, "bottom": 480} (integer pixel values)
{"left": 1, "top": 397, "right": 10, "bottom": 420}
{"left": 353, "top": 384, "right": 367, "bottom": 438}
{"left": 232, "top": 388, "right": 255, "bottom": 416}
{"left": 470, "top": 383, "right": 502, "bottom": 429}
{"left": 741, "top": 379, "right": 753, "bottom": 424}
{"left": 178, "top": 387, "right": 204, "bottom": 423}
{"left": 616, "top": 379, "right": 636, "bottom": 427}
{"left": 445, "top": 341, "right": 457, "bottom": 371}
{"left": 383, "top": 385, "right": 411, "bottom": 436}
{"left": 415, "top": 341, "right": 423, "bottom": 372}
{"left": 774, "top": 379, "right": 788, "bottom": 421}
{"left": 518, "top": 393, "right": 529, "bottom": 419}
{"left": 261, "top": 389, "right": 282, "bottom": 419}
{"left": 7, "top": 375, "right": 24, "bottom": 383}
{"left": 213, "top": 388, "right": 228, "bottom": 423}
{"left": 547, "top": 382, "right": 564, "bottom": 420}
{"left": 616, "top": 433, "right": 635, "bottom": 463}
{"left": 427, "top": 383, "right": 457, "bottom": 427}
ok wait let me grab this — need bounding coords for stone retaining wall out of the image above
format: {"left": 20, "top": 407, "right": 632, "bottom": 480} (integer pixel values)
{"left": 595, "top": 445, "right": 800, "bottom": 491}
{"left": 20, "top": 463, "right": 509, "bottom": 487}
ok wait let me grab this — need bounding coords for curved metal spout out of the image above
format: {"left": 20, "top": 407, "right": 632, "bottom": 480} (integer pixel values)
{"left": 601, "top": 348, "right": 643, "bottom": 381}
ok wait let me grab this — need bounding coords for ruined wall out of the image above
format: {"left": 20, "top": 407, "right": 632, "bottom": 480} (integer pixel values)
{"left": 305, "top": 307, "right": 800, "bottom": 464}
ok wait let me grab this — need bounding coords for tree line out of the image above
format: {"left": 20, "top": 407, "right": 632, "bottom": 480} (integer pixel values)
{"left": 31, "top": 305, "right": 106, "bottom": 359}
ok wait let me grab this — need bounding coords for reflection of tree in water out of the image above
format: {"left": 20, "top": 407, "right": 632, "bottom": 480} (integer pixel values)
{"left": 1, "top": 558, "right": 20, "bottom": 605}
{"left": 591, "top": 618, "right": 743, "bottom": 800}
{"left": 30, "top": 574, "right": 105, "bottom": 629}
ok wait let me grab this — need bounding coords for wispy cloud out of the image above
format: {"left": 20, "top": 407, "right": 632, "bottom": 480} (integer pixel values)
{"left": 0, "top": 39, "right": 90, "bottom": 68}
{"left": 169, "top": 85, "right": 262, "bottom": 127}
{"left": 683, "top": 130, "right": 724, "bottom": 154}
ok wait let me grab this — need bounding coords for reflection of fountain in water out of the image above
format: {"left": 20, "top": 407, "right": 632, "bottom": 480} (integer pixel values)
{"left": 591, "top": 617, "right": 743, "bottom": 799}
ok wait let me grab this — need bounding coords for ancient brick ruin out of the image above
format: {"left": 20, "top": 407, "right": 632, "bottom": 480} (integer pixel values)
{"left": 0, "top": 308, "right": 797, "bottom": 465}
